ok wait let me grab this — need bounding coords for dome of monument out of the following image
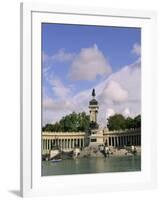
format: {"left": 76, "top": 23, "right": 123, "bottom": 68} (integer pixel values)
{"left": 89, "top": 99, "right": 98, "bottom": 105}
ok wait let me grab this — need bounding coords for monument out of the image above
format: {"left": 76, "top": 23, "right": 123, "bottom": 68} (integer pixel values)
{"left": 88, "top": 89, "right": 104, "bottom": 146}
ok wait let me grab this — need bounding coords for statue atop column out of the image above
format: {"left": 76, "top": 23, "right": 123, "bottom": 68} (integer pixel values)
{"left": 92, "top": 88, "right": 96, "bottom": 98}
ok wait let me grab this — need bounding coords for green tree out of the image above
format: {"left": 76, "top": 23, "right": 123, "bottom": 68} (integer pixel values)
{"left": 107, "top": 114, "right": 126, "bottom": 131}
{"left": 107, "top": 114, "right": 141, "bottom": 131}
{"left": 133, "top": 114, "right": 141, "bottom": 129}
{"left": 125, "top": 117, "right": 135, "bottom": 129}
{"left": 42, "top": 112, "right": 90, "bottom": 132}
{"left": 42, "top": 124, "right": 55, "bottom": 132}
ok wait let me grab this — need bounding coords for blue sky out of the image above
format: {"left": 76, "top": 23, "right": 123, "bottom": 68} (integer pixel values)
{"left": 42, "top": 23, "right": 141, "bottom": 126}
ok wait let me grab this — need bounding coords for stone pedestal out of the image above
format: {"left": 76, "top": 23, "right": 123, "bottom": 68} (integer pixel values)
{"left": 89, "top": 129, "right": 104, "bottom": 146}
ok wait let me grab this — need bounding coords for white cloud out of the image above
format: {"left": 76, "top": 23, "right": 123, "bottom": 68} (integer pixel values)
{"left": 42, "top": 52, "right": 49, "bottom": 63}
{"left": 69, "top": 44, "right": 111, "bottom": 80}
{"left": 111, "top": 61, "right": 141, "bottom": 102}
{"left": 43, "top": 49, "right": 75, "bottom": 65}
{"left": 43, "top": 97, "right": 76, "bottom": 125}
{"left": 106, "top": 108, "right": 115, "bottom": 118}
{"left": 51, "top": 49, "right": 75, "bottom": 62}
{"left": 123, "top": 107, "right": 130, "bottom": 117}
{"left": 101, "top": 80, "right": 128, "bottom": 103}
{"left": 51, "top": 78, "right": 71, "bottom": 98}
{"left": 131, "top": 43, "right": 141, "bottom": 56}
{"left": 43, "top": 97, "right": 74, "bottom": 111}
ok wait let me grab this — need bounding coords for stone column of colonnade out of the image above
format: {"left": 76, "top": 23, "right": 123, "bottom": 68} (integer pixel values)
{"left": 42, "top": 137, "right": 85, "bottom": 152}
{"left": 106, "top": 134, "right": 141, "bottom": 147}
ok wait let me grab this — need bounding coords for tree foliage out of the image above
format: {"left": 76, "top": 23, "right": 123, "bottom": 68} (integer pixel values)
{"left": 107, "top": 114, "right": 141, "bottom": 131}
{"left": 42, "top": 112, "right": 90, "bottom": 132}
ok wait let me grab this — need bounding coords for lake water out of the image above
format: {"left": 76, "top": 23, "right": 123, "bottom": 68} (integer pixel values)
{"left": 42, "top": 155, "right": 141, "bottom": 176}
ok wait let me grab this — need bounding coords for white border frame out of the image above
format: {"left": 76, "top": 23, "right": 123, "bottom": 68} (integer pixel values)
{"left": 20, "top": 2, "right": 157, "bottom": 197}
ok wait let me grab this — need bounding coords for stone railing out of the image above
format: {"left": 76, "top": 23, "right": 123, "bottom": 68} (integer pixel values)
{"left": 42, "top": 131, "right": 85, "bottom": 136}
{"left": 104, "top": 128, "right": 141, "bottom": 135}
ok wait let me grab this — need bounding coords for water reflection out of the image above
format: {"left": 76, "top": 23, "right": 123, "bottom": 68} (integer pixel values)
{"left": 42, "top": 155, "right": 141, "bottom": 176}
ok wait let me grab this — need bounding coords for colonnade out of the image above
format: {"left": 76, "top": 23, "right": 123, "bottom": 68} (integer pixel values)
{"left": 42, "top": 130, "right": 141, "bottom": 154}
{"left": 42, "top": 137, "right": 85, "bottom": 151}
{"left": 104, "top": 134, "right": 141, "bottom": 147}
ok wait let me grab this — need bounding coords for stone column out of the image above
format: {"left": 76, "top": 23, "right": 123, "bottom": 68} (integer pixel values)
{"left": 59, "top": 139, "right": 61, "bottom": 149}
{"left": 120, "top": 137, "right": 122, "bottom": 146}
{"left": 78, "top": 138, "right": 80, "bottom": 148}
{"left": 118, "top": 137, "right": 120, "bottom": 147}
{"left": 50, "top": 139, "right": 52, "bottom": 149}
{"left": 117, "top": 137, "right": 119, "bottom": 147}
{"left": 68, "top": 139, "right": 70, "bottom": 149}
{"left": 73, "top": 139, "right": 74, "bottom": 148}
{"left": 80, "top": 138, "right": 83, "bottom": 148}
{"left": 107, "top": 137, "right": 109, "bottom": 146}
{"left": 42, "top": 139, "right": 44, "bottom": 150}
{"left": 112, "top": 137, "right": 114, "bottom": 146}
{"left": 112, "top": 137, "right": 115, "bottom": 147}
{"left": 62, "top": 139, "right": 64, "bottom": 149}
